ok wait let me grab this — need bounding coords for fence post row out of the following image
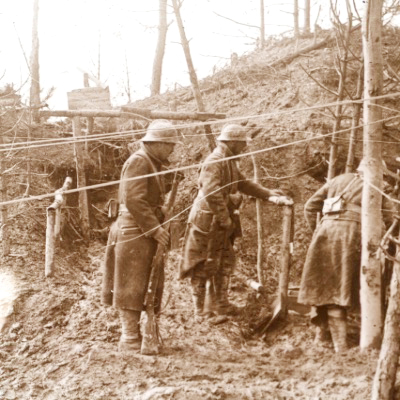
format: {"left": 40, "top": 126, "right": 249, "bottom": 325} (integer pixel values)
{"left": 45, "top": 177, "right": 72, "bottom": 277}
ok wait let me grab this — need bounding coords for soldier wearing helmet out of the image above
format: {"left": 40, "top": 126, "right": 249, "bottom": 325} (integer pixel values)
{"left": 101, "top": 119, "right": 180, "bottom": 352}
{"left": 180, "top": 123, "right": 293, "bottom": 319}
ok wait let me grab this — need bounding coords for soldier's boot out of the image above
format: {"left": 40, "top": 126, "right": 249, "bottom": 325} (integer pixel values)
{"left": 327, "top": 307, "right": 348, "bottom": 353}
{"left": 215, "top": 275, "right": 238, "bottom": 316}
{"left": 118, "top": 309, "right": 142, "bottom": 352}
{"left": 191, "top": 277, "right": 207, "bottom": 320}
{"left": 314, "top": 321, "right": 331, "bottom": 345}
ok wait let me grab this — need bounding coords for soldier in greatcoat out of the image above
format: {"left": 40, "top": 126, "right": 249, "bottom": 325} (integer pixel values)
{"left": 298, "top": 161, "right": 394, "bottom": 353}
{"left": 180, "top": 124, "right": 293, "bottom": 318}
{"left": 101, "top": 119, "right": 180, "bottom": 352}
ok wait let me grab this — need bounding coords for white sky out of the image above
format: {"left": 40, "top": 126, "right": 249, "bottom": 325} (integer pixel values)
{"left": 0, "top": 1, "right": 344, "bottom": 109}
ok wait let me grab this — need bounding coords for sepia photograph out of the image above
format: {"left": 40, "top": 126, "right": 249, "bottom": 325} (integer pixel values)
{"left": 1, "top": 0, "right": 400, "bottom": 399}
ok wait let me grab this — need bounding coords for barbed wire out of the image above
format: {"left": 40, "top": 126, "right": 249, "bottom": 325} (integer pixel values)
{"left": 2, "top": 112, "right": 400, "bottom": 208}
{"left": 1, "top": 91, "right": 400, "bottom": 153}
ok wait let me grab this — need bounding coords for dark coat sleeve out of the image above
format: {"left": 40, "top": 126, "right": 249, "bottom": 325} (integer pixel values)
{"left": 237, "top": 170, "right": 273, "bottom": 199}
{"left": 304, "top": 182, "right": 329, "bottom": 231}
{"left": 122, "top": 156, "right": 160, "bottom": 236}
{"left": 199, "top": 160, "right": 230, "bottom": 225}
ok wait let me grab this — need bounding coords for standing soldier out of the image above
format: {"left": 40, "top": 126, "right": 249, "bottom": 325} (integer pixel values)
{"left": 298, "top": 160, "right": 394, "bottom": 353}
{"left": 179, "top": 124, "right": 293, "bottom": 318}
{"left": 101, "top": 120, "right": 180, "bottom": 352}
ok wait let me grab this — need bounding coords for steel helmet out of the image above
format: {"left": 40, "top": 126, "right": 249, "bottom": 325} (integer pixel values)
{"left": 140, "top": 119, "right": 181, "bottom": 144}
{"left": 216, "top": 124, "right": 248, "bottom": 142}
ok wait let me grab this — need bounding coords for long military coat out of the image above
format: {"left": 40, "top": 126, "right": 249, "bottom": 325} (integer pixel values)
{"left": 298, "top": 172, "right": 392, "bottom": 313}
{"left": 180, "top": 142, "right": 274, "bottom": 279}
{"left": 101, "top": 147, "right": 165, "bottom": 312}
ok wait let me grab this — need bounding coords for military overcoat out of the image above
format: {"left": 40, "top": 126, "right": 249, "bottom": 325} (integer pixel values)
{"left": 180, "top": 142, "right": 274, "bottom": 279}
{"left": 102, "top": 147, "right": 165, "bottom": 311}
{"left": 298, "top": 172, "right": 393, "bottom": 314}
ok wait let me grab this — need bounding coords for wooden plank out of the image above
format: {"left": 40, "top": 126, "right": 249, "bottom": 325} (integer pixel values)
{"left": 40, "top": 108, "right": 226, "bottom": 120}
{"left": 67, "top": 87, "right": 111, "bottom": 110}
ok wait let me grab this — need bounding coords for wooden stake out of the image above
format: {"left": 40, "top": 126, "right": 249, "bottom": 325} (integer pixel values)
{"left": 45, "top": 177, "right": 73, "bottom": 276}
{"left": 278, "top": 205, "right": 294, "bottom": 315}
{"left": 251, "top": 154, "right": 265, "bottom": 285}
{"left": 72, "top": 117, "right": 90, "bottom": 240}
{"left": 45, "top": 208, "right": 56, "bottom": 277}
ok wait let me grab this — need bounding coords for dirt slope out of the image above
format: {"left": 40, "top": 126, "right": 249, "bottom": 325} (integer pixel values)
{"left": 1, "top": 30, "right": 400, "bottom": 399}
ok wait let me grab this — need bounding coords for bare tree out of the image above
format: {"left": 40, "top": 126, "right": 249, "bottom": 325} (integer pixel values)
{"left": 30, "top": 0, "right": 40, "bottom": 123}
{"left": 327, "top": 0, "right": 353, "bottom": 180}
{"left": 151, "top": 0, "right": 169, "bottom": 95}
{"left": 304, "top": 0, "right": 311, "bottom": 34}
{"left": 172, "top": 0, "right": 216, "bottom": 150}
{"left": 260, "top": 0, "right": 265, "bottom": 49}
{"left": 294, "top": 0, "right": 300, "bottom": 39}
{"left": 360, "top": 0, "right": 384, "bottom": 350}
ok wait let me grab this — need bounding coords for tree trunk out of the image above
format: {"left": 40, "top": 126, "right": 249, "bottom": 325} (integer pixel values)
{"left": 30, "top": 0, "right": 41, "bottom": 123}
{"left": 72, "top": 117, "right": 90, "bottom": 240}
{"left": 260, "top": 0, "right": 265, "bottom": 49}
{"left": 360, "top": 0, "right": 384, "bottom": 350}
{"left": 294, "top": 0, "right": 300, "bottom": 39}
{"left": 371, "top": 245, "right": 400, "bottom": 400}
{"left": 251, "top": 154, "right": 265, "bottom": 285}
{"left": 346, "top": 64, "right": 363, "bottom": 173}
{"left": 172, "top": 0, "right": 216, "bottom": 151}
{"left": 0, "top": 135, "right": 10, "bottom": 257}
{"left": 304, "top": 0, "right": 311, "bottom": 34}
{"left": 151, "top": 0, "right": 168, "bottom": 96}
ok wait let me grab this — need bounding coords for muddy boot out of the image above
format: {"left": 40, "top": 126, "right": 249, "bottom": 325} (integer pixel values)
{"left": 191, "top": 277, "right": 207, "bottom": 321}
{"left": 314, "top": 321, "right": 330, "bottom": 345}
{"left": 215, "top": 275, "right": 238, "bottom": 316}
{"left": 118, "top": 309, "right": 141, "bottom": 352}
{"left": 328, "top": 308, "right": 348, "bottom": 353}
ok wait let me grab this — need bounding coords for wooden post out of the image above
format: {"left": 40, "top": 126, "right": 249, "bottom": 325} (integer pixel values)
{"left": 72, "top": 117, "right": 90, "bottom": 240}
{"left": 278, "top": 205, "right": 294, "bottom": 315}
{"left": 45, "top": 208, "right": 56, "bottom": 277}
{"left": 251, "top": 154, "right": 265, "bottom": 285}
{"left": 45, "top": 177, "right": 73, "bottom": 276}
{"left": 371, "top": 229, "right": 400, "bottom": 400}
{"left": 171, "top": 0, "right": 216, "bottom": 151}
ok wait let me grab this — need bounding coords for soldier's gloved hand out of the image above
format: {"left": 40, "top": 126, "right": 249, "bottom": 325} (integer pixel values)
{"left": 220, "top": 216, "right": 235, "bottom": 231}
{"left": 268, "top": 196, "right": 294, "bottom": 206}
{"left": 268, "top": 189, "right": 285, "bottom": 197}
{"left": 153, "top": 226, "right": 170, "bottom": 246}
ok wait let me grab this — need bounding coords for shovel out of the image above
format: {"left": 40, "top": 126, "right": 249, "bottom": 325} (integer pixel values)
{"left": 256, "top": 204, "right": 294, "bottom": 335}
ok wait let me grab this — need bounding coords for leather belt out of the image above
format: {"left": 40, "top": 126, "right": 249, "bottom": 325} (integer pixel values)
{"left": 344, "top": 203, "right": 361, "bottom": 213}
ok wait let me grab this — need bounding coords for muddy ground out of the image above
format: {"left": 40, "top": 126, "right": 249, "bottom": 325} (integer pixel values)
{"left": 2, "top": 28, "right": 400, "bottom": 400}
{"left": 0, "top": 215, "right": 390, "bottom": 400}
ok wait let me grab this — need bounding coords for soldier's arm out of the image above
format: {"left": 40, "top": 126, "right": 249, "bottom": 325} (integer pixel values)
{"left": 123, "top": 156, "right": 162, "bottom": 236}
{"left": 238, "top": 174, "right": 274, "bottom": 199}
{"left": 304, "top": 183, "right": 329, "bottom": 231}
{"left": 199, "top": 161, "right": 230, "bottom": 225}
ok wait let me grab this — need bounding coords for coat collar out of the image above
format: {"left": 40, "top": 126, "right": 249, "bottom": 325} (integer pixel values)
{"left": 215, "top": 142, "right": 234, "bottom": 158}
